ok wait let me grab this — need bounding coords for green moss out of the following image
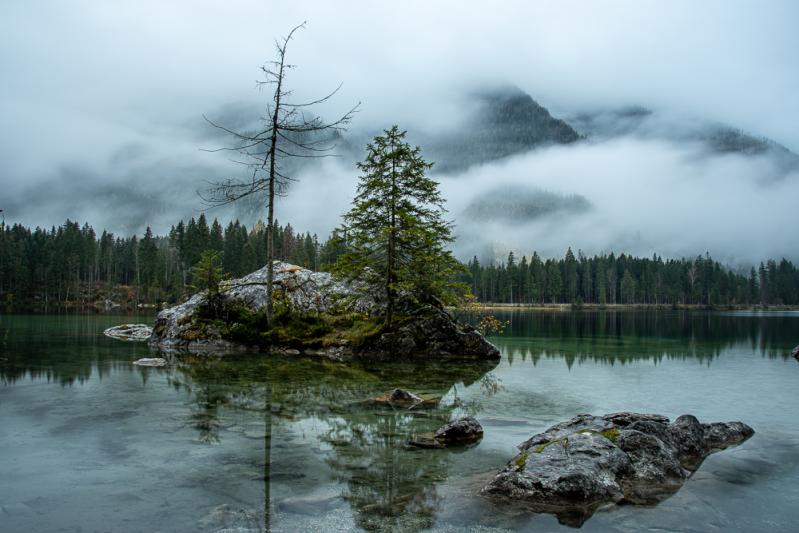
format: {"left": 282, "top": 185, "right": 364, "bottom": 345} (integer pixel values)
{"left": 532, "top": 436, "right": 566, "bottom": 453}
{"left": 599, "top": 427, "right": 619, "bottom": 443}
{"left": 180, "top": 318, "right": 224, "bottom": 341}
{"left": 514, "top": 451, "right": 530, "bottom": 471}
{"left": 529, "top": 427, "right": 620, "bottom": 455}
{"left": 182, "top": 301, "right": 420, "bottom": 351}
{"left": 259, "top": 315, "right": 333, "bottom": 346}
{"left": 342, "top": 317, "right": 384, "bottom": 347}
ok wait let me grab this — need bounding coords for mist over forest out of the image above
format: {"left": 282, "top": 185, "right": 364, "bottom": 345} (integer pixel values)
{"left": 2, "top": 0, "right": 798, "bottom": 267}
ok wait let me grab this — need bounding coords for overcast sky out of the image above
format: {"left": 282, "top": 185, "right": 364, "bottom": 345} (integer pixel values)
{"left": 1, "top": 0, "right": 797, "bottom": 262}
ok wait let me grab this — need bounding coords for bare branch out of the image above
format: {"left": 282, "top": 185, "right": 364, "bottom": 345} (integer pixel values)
{"left": 199, "top": 20, "right": 356, "bottom": 327}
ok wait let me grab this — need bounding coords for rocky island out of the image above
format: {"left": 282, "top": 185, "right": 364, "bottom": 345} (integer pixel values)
{"left": 149, "top": 261, "right": 499, "bottom": 361}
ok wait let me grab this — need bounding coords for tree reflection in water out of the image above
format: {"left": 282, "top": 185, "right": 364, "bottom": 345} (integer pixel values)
{"left": 166, "top": 353, "right": 499, "bottom": 531}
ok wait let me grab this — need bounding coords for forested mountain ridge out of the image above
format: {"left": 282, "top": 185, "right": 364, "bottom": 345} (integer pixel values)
{"left": 463, "top": 186, "right": 592, "bottom": 222}
{"left": 424, "top": 86, "right": 581, "bottom": 173}
{"left": 2, "top": 219, "right": 798, "bottom": 311}
{"left": 335, "top": 86, "right": 581, "bottom": 175}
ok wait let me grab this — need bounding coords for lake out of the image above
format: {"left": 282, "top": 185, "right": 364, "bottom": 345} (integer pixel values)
{"left": 1, "top": 310, "right": 798, "bottom": 532}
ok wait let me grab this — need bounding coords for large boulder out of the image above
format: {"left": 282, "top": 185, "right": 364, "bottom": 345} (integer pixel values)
{"left": 482, "top": 412, "right": 754, "bottom": 526}
{"left": 151, "top": 262, "right": 374, "bottom": 351}
{"left": 150, "top": 262, "right": 499, "bottom": 360}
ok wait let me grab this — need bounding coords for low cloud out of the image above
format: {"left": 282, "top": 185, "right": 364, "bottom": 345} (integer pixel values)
{"left": 280, "top": 135, "right": 799, "bottom": 266}
{"left": 1, "top": 0, "right": 797, "bottom": 266}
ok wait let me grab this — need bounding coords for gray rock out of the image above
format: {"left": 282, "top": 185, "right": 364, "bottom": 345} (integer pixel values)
{"left": 132, "top": 357, "right": 168, "bottom": 367}
{"left": 151, "top": 262, "right": 376, "bottom": 352}
{"left": 104, "top": 324, "right": 152, "bottom": 341}
{"left": 389, "top": 388, "right": 423, "bottom": 404}
{"left": 409, "top": 416, "right": 484, "bottom": 449}
{"left": 150, "top": 261, "right": 499, "bottom": 360}
{"left": 434, "top": 416, "right": 484, "bottom": 444}
{"left": 361, "top": 388, "right": 440, "bottom": 411}
{"left": 482, "top": 412, "right": 754, "bottom": 526}
{"left": 363, "top": 304, "right": 500, "bottom": 360}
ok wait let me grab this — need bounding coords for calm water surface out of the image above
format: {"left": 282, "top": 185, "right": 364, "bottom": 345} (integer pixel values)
{"left": 1, "top": 311, "right": 798, "bottom": 532}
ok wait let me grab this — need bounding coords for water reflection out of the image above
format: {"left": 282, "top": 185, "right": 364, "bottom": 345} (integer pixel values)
{"left": 2, "top": 312, "right": 798, "bottom": 531}
{"left": 165, "top": 354, "right": 498, "bottom": 531}
{"left": 0, "top": 314, "right": 151, "bottom": 385}
{"left": 491, "top": 310, "right": 799, "bottom": 366}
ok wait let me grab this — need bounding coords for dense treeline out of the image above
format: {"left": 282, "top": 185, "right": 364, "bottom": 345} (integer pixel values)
{"left": 2, "top": 219, "right": 798, "bottom": 310}
{"left": 0, "top": 216, "right": 329, "bottom": 309}
{"left": 461, "top": 248, "right": 799, "bottom": 306}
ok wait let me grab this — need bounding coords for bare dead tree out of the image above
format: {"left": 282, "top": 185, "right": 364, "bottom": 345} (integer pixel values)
{"left": 201, "top": 22, "right": 358, "bottom": 326}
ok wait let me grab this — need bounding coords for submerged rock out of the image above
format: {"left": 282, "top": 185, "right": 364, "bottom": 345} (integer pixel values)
{"left": 362, "top": 388, "right": 439, "bottom": 409}
{"left": 409, "top": 416, "right": 484, "bottom": 449}
{"left": 150, "top": 261, "right": 499, "bottom": 360}
{"left": 482, "top": 412, "right": 754, "bottom": 526}
{"left": 132, "top": 357, "right": 168, "bottom": 367}
{"left": 197, "top": 503, "right": 261, "bottom": 532}
{"left": 389, "top": 388, "right": 423, "bottom": 404}
{"left": 104, "top": 324, "right": 152, "bottom": 341}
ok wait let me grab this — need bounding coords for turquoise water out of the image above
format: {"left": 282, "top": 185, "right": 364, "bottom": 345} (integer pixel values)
{"left": 1, "top": 311, "right": 798, "bottom": 532}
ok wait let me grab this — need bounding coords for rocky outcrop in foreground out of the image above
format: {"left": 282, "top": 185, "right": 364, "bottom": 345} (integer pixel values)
{"left": 150, "top": 262, "right": 499, "bottom": 360}
{"left": 482, "top": 412, "right": 754, "bottom": 526}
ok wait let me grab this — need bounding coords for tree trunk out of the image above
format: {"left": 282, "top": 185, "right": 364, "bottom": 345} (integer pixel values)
{"left": 385, "top": 149, "right": 397, "bottom": 328}
{"left": 265, "top": 51, "right": 285, "bottom": 328}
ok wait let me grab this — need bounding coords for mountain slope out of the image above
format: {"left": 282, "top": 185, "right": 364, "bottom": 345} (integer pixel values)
{"left": 425, "top": 86, "right": 581, "bottom": 173}
{"left": 569, "top": 107, "right": 799, "bottom": 173}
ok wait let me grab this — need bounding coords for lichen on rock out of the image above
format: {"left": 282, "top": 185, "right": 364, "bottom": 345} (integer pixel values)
{"left": 482, "top": 412, "right": 754, "bottom": 526}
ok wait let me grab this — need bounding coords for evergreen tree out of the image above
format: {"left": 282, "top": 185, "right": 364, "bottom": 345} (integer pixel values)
{"left": 139, "top": 227, "right": 159, "bottom": 288}
{"left": 505, "top": 251, "right": 516, "bottom": 303}
{"left": 546, "top": 260, "right": 562, "bottom": 303}
{"left": 337, "top": 126, "right": 458, "bottom": 325}
{"left": 620, "top": 269, "right": 636, "bottom": 304}
{"left": 209, "top": 218, "right": 224, "bottom": 252}
{"left": 564, "top": 247, "right": 578, "bottom": 302}
{"left": 318, "top": 227, "right": 348, "bottom": 270}
{"left": 190, "top": 250, "right": 227, "bottom": 317}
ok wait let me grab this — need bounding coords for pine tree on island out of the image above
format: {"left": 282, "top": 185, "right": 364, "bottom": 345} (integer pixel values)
{"left": 337, "top": 126, "right": 462, "bottom": 327}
